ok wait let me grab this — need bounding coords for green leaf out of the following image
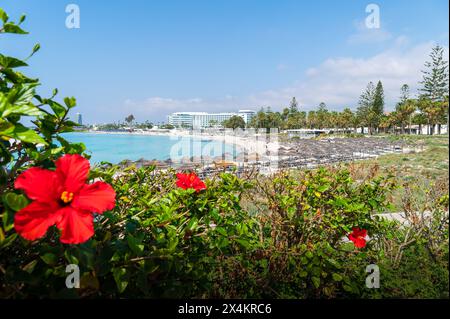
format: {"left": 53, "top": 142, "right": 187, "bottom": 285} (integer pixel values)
{"left": 368, "top": 199, "right": 377, "bottom": 208}
{"left": 127, "top": 235, "right": 144, "bottom": 255}
{"left": 217, "top": 237, "right": 230, "bottom": 248}
{"left": 113, "top": 268, "right": 128, "bottom": 293}
{"left": 234, "top": 238, "right": 250, "bottom": 249}
{"left": 0, "top": 94, "right": 10, "bottom": 115}
{"left": 317, "top": 184, "right": 330, "bottom": 193}
{"left": 22, "top": 259, "right": 38, "bottom": 274}
{"left": 332, "top": 273, "right": 343, "bottom": 282}
{"left": 64, "top": 251, "right": 79, "bottom": 265}
{"left": 0, "top": 54, "right": 28, "bottom": 68}
{"left": 11, "top": 83, "right": 36, "bottom": 105}
{"left": 3, "top": 104, "right": 44, "bottom": 117}
{"left": 50, "top": 146, "right": 64, "bottom": 155}
{"left": 311, "top": 276, "right": 321, "bottom": 288}
{"left": 343, "top": 284, "right": 353, "bottom": 292}
{"left": 186, "top": 217, "right": 198, "bottom": 232}
{"left": 48, "top": 100, "right": 66, "bottom": 118}
{"left": 3, "top": 23, "right": 28, "bottom": 34}
{"left": 167, "top": 236, "right": 179, "bottom": 251}
{"left": 63, "top": 97, "right": 77, "bottom": 109}
{"left": 32, "top": 43, "right": 40, "bottom": 55}
{"left": 0, "top": 233, "right": 17, "bottom": 250}
{"left": 0, "top": 84, "right": 38, "bottom": 115}
{"left": 3, "top": 192, "right": 29, "bottom": 211}
{"left": 327, "top": 258, "right": 341, "bottom": 269}
{"left": 215, "top": 227, "right": 227, "bottom": 236}
{"left": 1, "top": 208, "right": 14, "bottom": 232}
{"left": 0, "top": 8, "right": 8, "bottom": 23}
{"left": 40, "top": 253, "right": 58, "bottom": 266}
{"left": 19, "top": 15, "right": 26, "bottom": 24}
{"left": 0, "top": 123, "right": 47, "bottom": 145}
{"left": 1, "top": 68, "right": 36, "bottom": 84}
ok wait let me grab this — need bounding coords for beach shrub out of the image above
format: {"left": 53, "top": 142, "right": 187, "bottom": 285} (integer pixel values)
{"left": 233, "top": 167, "right": 395, "bottom": 298}
{"left": 2, "top": 162, "right": 448, "bottom": 298}
{"left": 252, "top": 168, "right": 396, "bottom": 247}
{"left": 0, "top": 164, "right": 255, "bottom": 298}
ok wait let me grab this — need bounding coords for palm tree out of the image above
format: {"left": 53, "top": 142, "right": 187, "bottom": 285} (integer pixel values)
{"left": 395, "top": 99, "right": 416, "bottom": 134}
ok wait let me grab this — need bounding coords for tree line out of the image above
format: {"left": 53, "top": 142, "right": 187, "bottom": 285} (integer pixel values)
{"left": 244, "top": 45, "right": 448, "bottom": 135}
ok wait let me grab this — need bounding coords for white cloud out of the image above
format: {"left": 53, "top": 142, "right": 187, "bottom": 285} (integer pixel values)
{"left": 247, "top": 40, "right": 448, "bottom": 111}
{"left": 124, "top": 39, "right": 448, "bottom": 121}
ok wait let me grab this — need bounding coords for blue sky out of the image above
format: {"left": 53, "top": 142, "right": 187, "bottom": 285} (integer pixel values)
{"left": 1, "top": 0, "right": 448, "bottom": 123}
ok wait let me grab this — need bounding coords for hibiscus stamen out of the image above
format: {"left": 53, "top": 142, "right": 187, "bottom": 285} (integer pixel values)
{"left": 60, "top": 191, "right": 74, "bottom": 204}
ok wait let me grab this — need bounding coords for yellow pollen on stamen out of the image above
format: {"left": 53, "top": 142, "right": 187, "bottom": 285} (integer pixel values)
{"left": 60, "top": 191, "right": 74, "bottom": 204}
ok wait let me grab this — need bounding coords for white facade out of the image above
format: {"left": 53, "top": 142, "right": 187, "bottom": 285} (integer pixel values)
{"left": 167, "top": 112, "right": 202, "bottom": 128}
{"left": 168, "top": 110, "right": 256, "bottom": 128}
{"left": 238, "top": 110, "right": 256, "bottom": 124}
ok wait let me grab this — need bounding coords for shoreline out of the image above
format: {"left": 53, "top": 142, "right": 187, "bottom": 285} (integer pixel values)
{"left": 70, "top": 130, "right": 412, "bottom": 174}
{"left": 78, "top": 129, "right": 280, "bottom": 156}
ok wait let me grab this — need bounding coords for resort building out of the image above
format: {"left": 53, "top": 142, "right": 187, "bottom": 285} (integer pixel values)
{"left": 168, "top": 110, "right": 256, "bottom": 128}
{"left": 167, "top": 112, "right": 197, "bottom": 128}
{"left": 238, "top": 110, "right": 257, "bottom": 124}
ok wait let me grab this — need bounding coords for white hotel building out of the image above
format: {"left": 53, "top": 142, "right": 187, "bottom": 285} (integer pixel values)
{"left": 168, "top": 110, "right": 256, "bottom": 129}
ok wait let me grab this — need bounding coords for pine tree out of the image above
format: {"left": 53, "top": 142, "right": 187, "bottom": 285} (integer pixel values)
{"left": 289, "top": 97, "right": 298, "bottom": 114}
{"left": 356, "top": 82, "right": 375, "bottom": 134}
{"left": 419, "top": 45, "right": 449, "bottom": 101}
{"left": 419, "top": 45, "right": 449, "bottom": 134}
{"left": 372, "top": 81, "right": 385, "bottom": 133}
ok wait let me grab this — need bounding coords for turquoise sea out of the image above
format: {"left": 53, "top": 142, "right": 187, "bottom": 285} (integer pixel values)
{"left": 62, "top": 132, "right": 239, "bottom": 164}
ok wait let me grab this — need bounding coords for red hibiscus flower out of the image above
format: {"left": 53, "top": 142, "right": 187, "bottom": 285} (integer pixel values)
{"left": 348, "top": 227, "right": 367, "bottom": 248}
{"left": 176, "top": 172, "right": 206, "bottom": 192}
{"left": 14, "top": 154, "right": 116, "bottom": 244}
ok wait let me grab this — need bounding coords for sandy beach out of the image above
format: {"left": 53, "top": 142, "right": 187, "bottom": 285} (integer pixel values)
{"left": 82, "top": 129, "right": 411, "bottom": 175}
{"left": 87, "top": 128, "right": 280, "bottom": 156}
